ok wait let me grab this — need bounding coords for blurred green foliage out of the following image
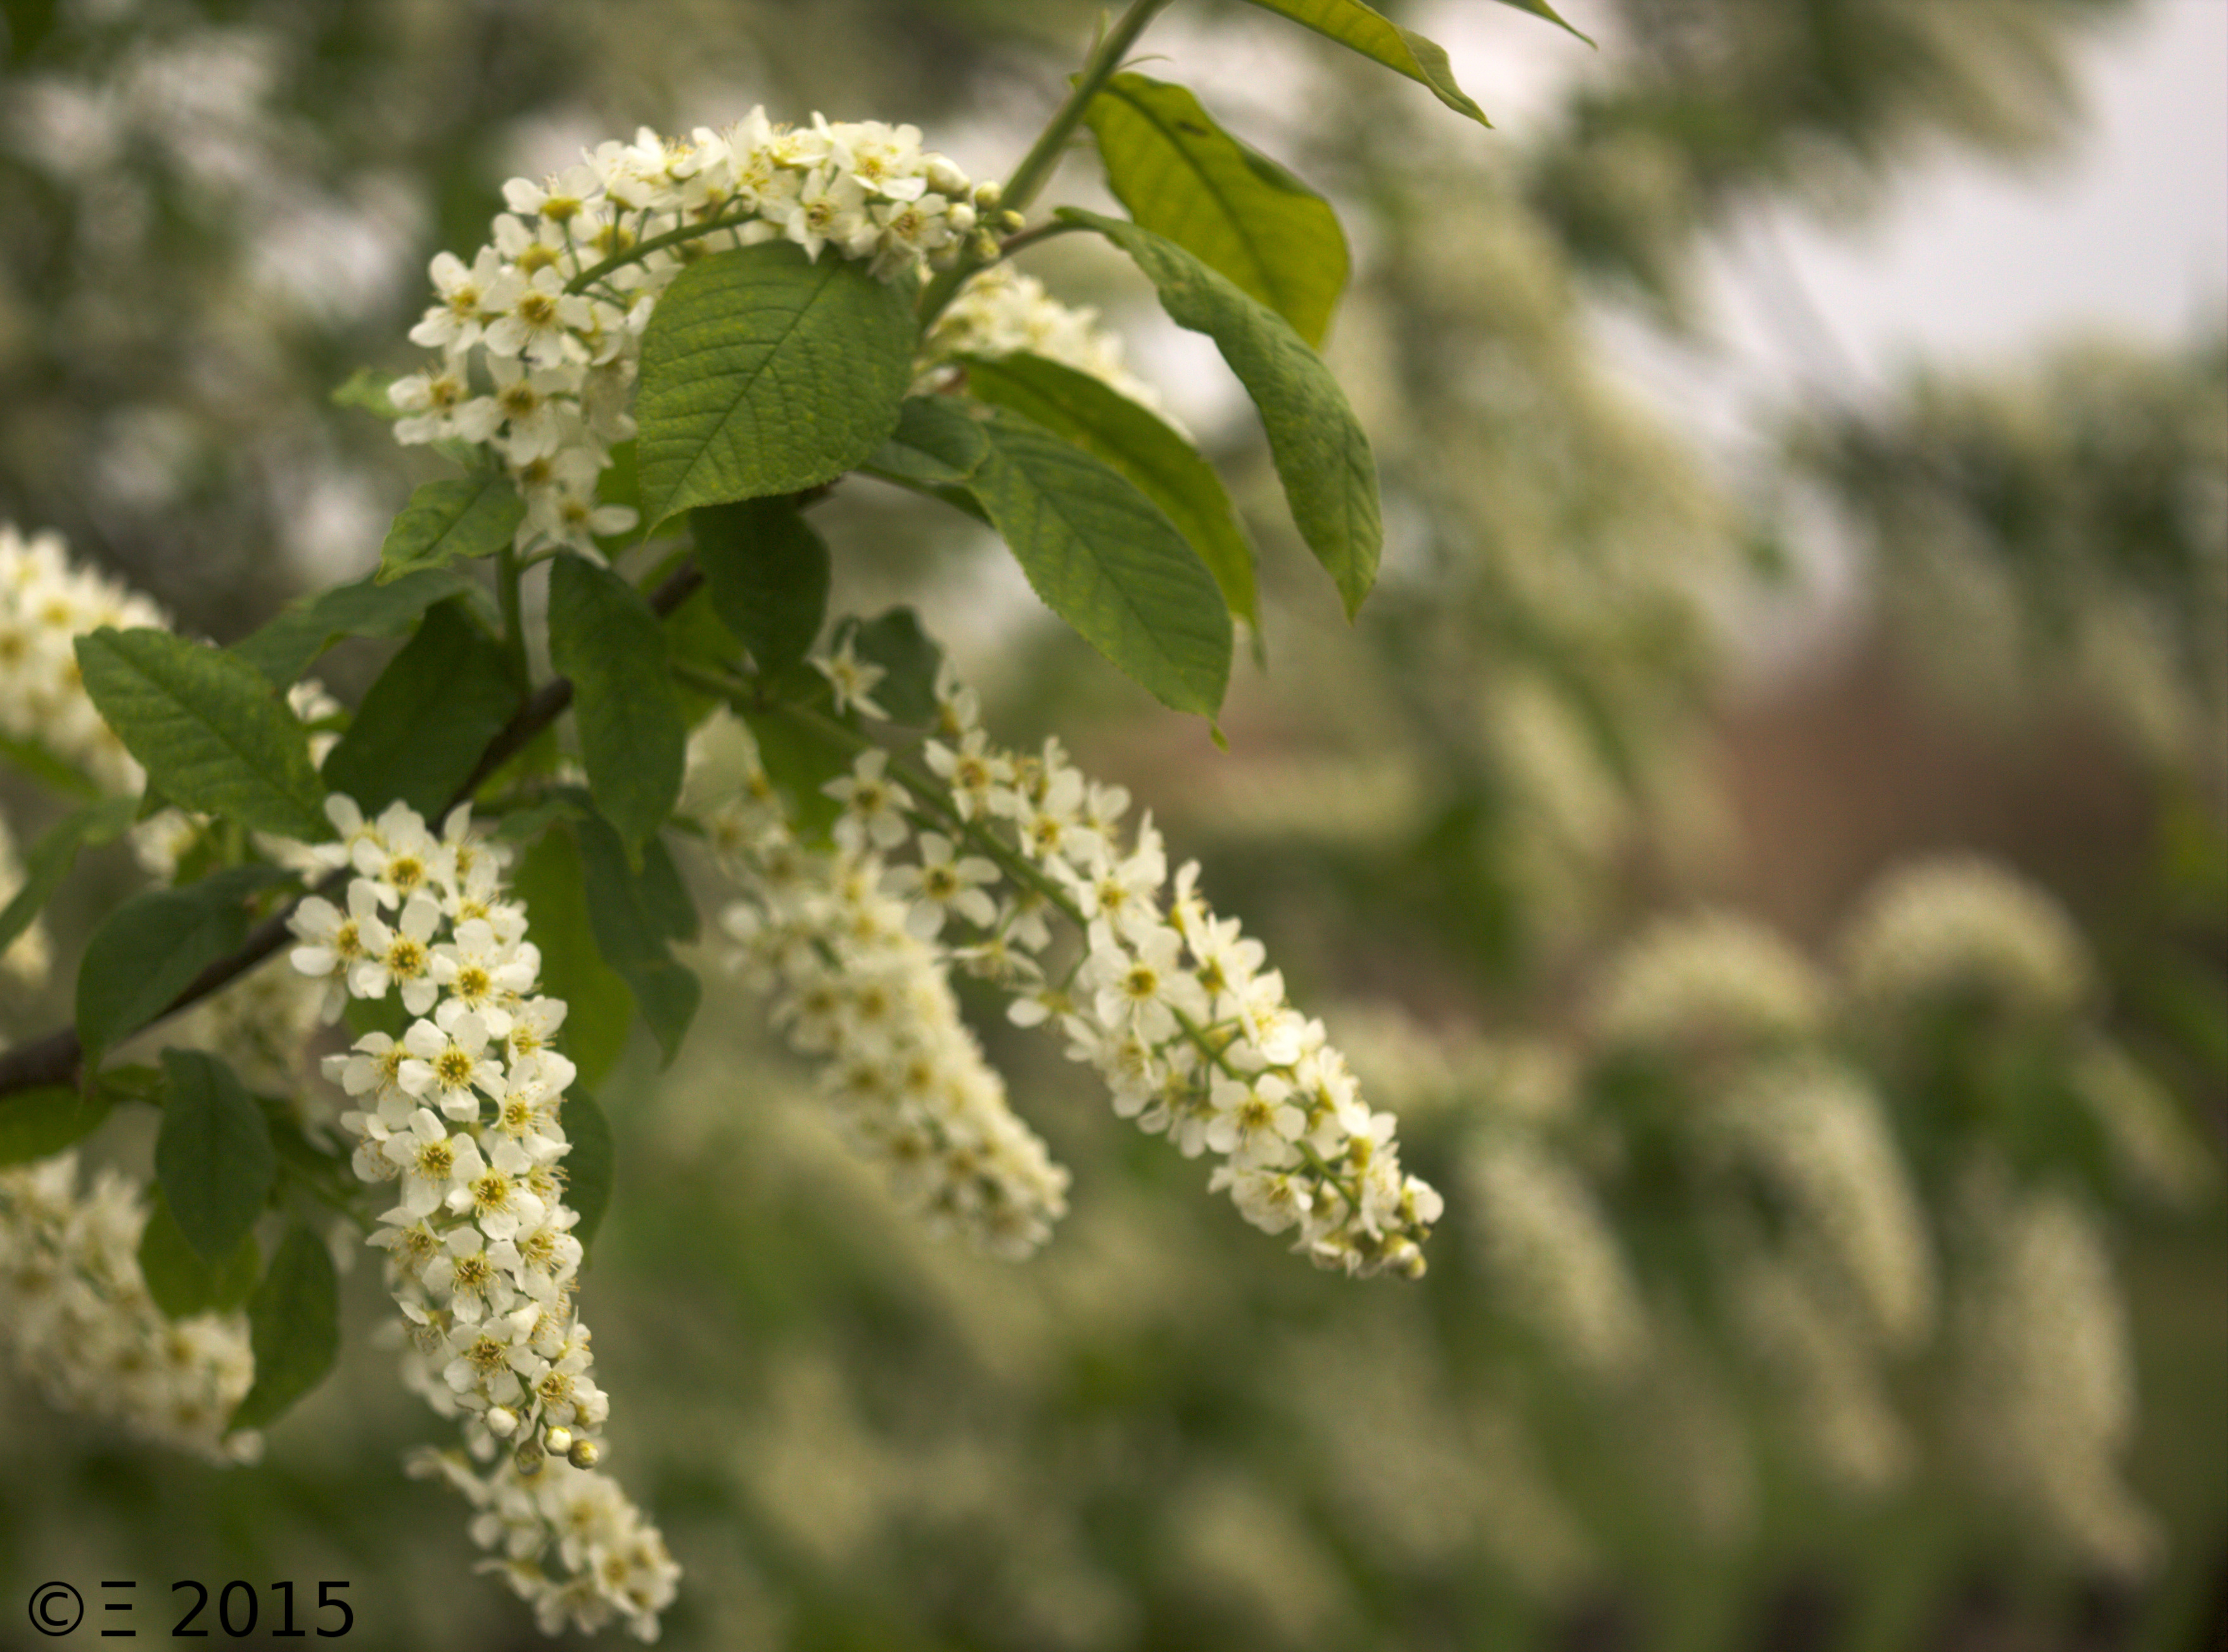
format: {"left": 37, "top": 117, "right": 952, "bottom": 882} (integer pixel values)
{"left": 3, "top": 1, "right": 2222, "bottom": 1649}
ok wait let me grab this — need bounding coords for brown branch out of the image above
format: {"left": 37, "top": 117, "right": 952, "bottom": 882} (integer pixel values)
{"left": 0, "top": 560, "right": 706, "bottom": 1102}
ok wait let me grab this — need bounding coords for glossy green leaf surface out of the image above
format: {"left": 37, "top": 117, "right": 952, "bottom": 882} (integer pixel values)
{"left": 75, "top": 628, "right": 331, "bottom": 841}
{"left": 512, "top": 824, "right": 635, "bottom": 1089}
{"left": 230, "top": 1223, "right": 340, "bottom": 1432}
{"left": 563, "top": 1090, "right": 616, "bottom": 1251}
{"left": 320, "top": 600, "right": 519, "bottom": 816}
{"left": 139, "top": 1191, "right": 260, "bottom": 1320}
{"left": 962, "top": 405, "right": 1230, "bottom": 716}
{"left": 1235, "top": 0, "right": 1491, "bottom": 124}
{"left": 75, "top": 867, "right": 284, "bottom": 1065}
{"left": 635, "top": 243, "right": 918, "bottom": 528}
{"left": 691, "top": 497, "right": 832, "bottom": 677}
{"left": 547, "top": 554, "right": 687, "bottom": 857}
{"left": 233, "top": 566, "right": 474, "bottom": 688}
{"left": 375, "top": 473, "right": 526, "bottom": 585}
{"left": 0, "top": 1086, "right": 114, "bottom": 1167}
{"left": 155, "top": 1047, "right": 276, "bottom": 1266}
{"left": 0, "top": 794, "right": 137, "bottom": 963}
{"left": 1087, "top": 72, "right": 1348, "bottom": 348}
{"left": 1056, "top": 210, "right": 1381, "bottom": 618}
{"left": 964, "top": 352, "right": 1259, "bottom": 626}
{"left": 573, "top": 808, "right": 700, "bottom": 1065}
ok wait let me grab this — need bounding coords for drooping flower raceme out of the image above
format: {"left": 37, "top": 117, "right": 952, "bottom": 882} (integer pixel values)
{"left": 289, "top": 794, "right": 677, "bottom": 1641}
{"left": 0, "top": 1152, "right": 260, "bottom": 1466}
{"left": 697, "top": 716, "right": 1073, "bottom": 1260}
{"left": 390, "top": 111, "right": 987, "bottom": 557}
{"left": 737, "top": 664, "right": 1442, "bottom": 1279}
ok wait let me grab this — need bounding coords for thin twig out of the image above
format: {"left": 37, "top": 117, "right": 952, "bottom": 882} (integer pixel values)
{"left": 0, "top": 561, "right": 706, "bottom": 1103}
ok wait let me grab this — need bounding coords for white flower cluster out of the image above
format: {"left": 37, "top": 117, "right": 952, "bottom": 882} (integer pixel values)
{"left": 390, "top": 111, "right": 988, "bottom": 557}
{"left": 0, "top": 1152, "right": 258, "bottom": 1466}
{"left": 1, "top": 521, "right": 165, "bottom": 796}
{"left": 1591, "top": 910, "right": 1830, "bottom": 1058}
{"left": 699, "top": 716, "right": 1073, "bottom": 1261}
{"left": 1462, "top": 1133, "right": 1647, "bottom": 1380}
{"left": 286, "top": 794, "right": 677, "bottom": 1641}
{"left": 410, "top": 1446, "right": 681, "bottom": 1642}
{"left": 1707, "top": 1062, "right": 1936, "bottom": 1354}
{"left": 1842, "top": 855, "right": 2094, "bottom": 1023}
{"left": 920, "top": 264, "right": 1176, "bottom": 423}
{"left": 1726, "top": 1245, "right": 1913, "bottom": 1495}
{"left": 1951, "top": 1166, "right": 2159, "bottom": 1577}
{"left": 804, "top": 653, "right": 1444, "bottom": 1278}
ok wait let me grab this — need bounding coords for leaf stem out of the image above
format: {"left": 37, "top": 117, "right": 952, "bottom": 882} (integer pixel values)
{"left": 916, "top": 0, "right": 1173, "bottom": 325}
{"left": 0, "top": 562, "right": 708, "bottom": 1105}
{"left": 562, "top": 210, "right": 758, "bottom": 296}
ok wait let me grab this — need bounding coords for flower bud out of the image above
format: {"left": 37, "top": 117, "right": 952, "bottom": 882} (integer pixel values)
{"left": 485, "top": 1405, "right": 519, "bottom": 1439}
{"left": 972, "top": 181, "right": 1003, "bottom": 210}
{"left": 544, "top": 1425, "right": 574, "bottom": 1457}
{"left": 998, "top": 210, "right": 1025, "bottom": 234}
{"left": 567, "top": 1438, "right": 601, "bottom": 1470}
{"left": 947, "top": 203, "right": 977, "bottom": 234}
{"left": 514, "top": 1438, "right": 546, "bottom": 1477}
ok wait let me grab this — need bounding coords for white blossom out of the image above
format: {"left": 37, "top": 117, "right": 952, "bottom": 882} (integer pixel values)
{"left": 289, "top": 794, "right": 677, "bottom": 1639}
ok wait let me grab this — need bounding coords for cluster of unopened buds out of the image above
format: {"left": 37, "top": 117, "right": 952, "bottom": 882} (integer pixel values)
{"left": 390, "top": 110, "right": 1011, "bottom": 556}
{"left": 707, "top": 645, "right": 1442, "bottom": 1278}
{"left": 287, "top": 794, "right": 677, "bottom": 1641}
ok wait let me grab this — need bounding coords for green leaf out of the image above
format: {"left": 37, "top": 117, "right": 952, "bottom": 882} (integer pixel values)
{"left": 562, "top": 1090, "right": 616, "bottom": 1251}
{"left": 138, "top": 1190, "right": 260, "bottom": 1320}
{"left": 547, "top": 554, "right": 687, "bottom": 857}
{"left": 75, "top": 867, "right": 285, "bottom": 1066}
{"left": 573, "top": 808, "right": 700, "bottom": 1065}
{"left": 833, "top": 608, "right": 945, "bottom": 727}
{"left": 964, "top": 352, "right": 1259, "bottom": 626}
{"left": 512, "top": 824, "right": 636, "bottom": 1088}
{"left": 491, "top": 791, "right": 589, "bottom": 845}
{"left": 233, "top": 566, "right": 474, "bottom": 689}
{"left": 964, "top": 404, "right": 1231, "bottom": 716}
{"left": 343, "top": 991, "right": 409, "bottom": 1044}
{"left": 331, "top": 366, "right": 402, "bottom": 420}
{"left": 691, "top": 498, "right": 832, "bottom": 677}
{"left": 0, "top": 730, "right": 99, "bottom": 799}
{"left": 742, "top": 709, "right": 852, "bottom": 842}
{"left": 230, "top": 1222, "right": 339, "bottom": 1433}
{"left": 0, "top": 794, "right": 137, "bottom": 963}
{"left": 661, "top": 578, "right": 746, "bottom": 727}
{"left": 635, "top": 242, "right": 919, "bottom": 528}
{"left": 0, "top": 1086, "right": 114, "bottom": 1167}
{"left": 1490, "top": 0, "right": 1593, "bottom": 46}
{"left": 74, "top": 628, "right": 331, "bottom": 841}
{"left": 321, "top": 601, "right": 520, "bottom": 816}
{"left": 1087, "top": 73, "right": 1349, "bottom": 349}
{"left": 155, "top": 1048, "right": 277, "bottom": 1266}
{"left": 1057, "top": 209, "right": 1380, "bottom": 618}
{"left": 864, "top": 393, "right": 991, "bottom": 486}
{"left": 376, "top": 473, "right": 526, "bottom": 585}
{"left": 1235, "top": 0, "right": 1491, "bottom": 124}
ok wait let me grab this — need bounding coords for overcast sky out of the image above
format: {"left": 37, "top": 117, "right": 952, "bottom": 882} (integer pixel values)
{"left": 1438, "top": 0, "right": 2228, "bottom": 675}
